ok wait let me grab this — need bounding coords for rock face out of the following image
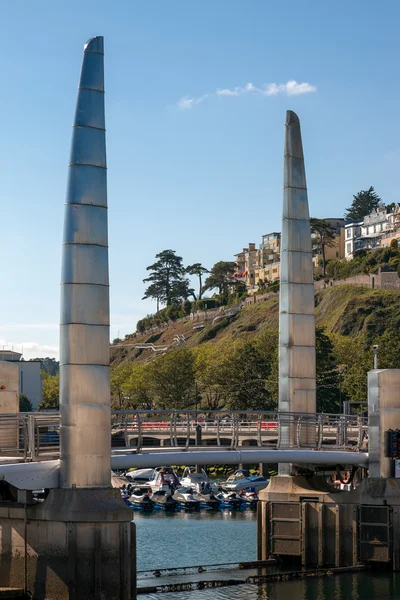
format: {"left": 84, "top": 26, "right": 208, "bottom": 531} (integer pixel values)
{"left": 60, "top": 36, "right": 111, "bottom": 488}
{"left": 278, "top": 110, "right": 316, "bottom": 467}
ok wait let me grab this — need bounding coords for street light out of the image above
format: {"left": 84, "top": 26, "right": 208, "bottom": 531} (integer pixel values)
{"left": 338, "top": 366, "right": 344, "bottom": 413}
{"left": 373, "top": 345, "right": 379, "bottom": 370}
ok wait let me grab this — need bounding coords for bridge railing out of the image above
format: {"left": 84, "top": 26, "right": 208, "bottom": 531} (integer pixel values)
{"left": 0, "top": 410, "right": 368, "bottom": 461}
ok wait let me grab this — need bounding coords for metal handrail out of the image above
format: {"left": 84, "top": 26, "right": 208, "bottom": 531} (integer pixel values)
{"left": 0, "top": 410, "right": 368, "bottom": 461}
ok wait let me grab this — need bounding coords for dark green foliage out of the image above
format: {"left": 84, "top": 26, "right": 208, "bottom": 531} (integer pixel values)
{"left": 145, "top": 333, "right": 163, "bottom": 344}
{"left": 203, "top": 261, "right": 237, "bottom": 302}
{"left": 315, "top": 329, "right": 340, "bottom": 413}
{"left": 31, "top": 357, "right": 59, "bottom": 376}
{"left": 185, "top": 263, "right": 209, "bottom": 300}
{"left": 268, "top": 282, "right": 280, "bottom": 293}
{"left": 19, "top": 394, "right": 33, "bottom": 412}
{"left": 310, "top": 218, "right": 336, "bottom": 276}
{"left": 344, "top": 186, "right": 381, "bottom": 221}
{"left": 326, "top": 246, "right": 400, "bottom": 280}
{"left": 197, "top": 318, "right": 233, "bottom": 343}
{"left": 143, "top": 249, "right": 193, "bottom": 308}
{"left": 182, "top": 299, "right": 192, "bottom": 315}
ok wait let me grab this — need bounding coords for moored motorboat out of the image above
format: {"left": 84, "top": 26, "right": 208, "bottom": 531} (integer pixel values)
{"left": 151, "top": 490, "right": 178, "bottom": 511}
{"left": 172, "top": 488, "right": 201, "bottom": 510}
{"left": 129, "top": 489, "right": 155, "bottom": 511}
{"left": 125, "top": 468, "right": 156, "bottom": 484}
{"left": 194, "top": 491, "right": 221, "bottom": 509}
{"left": 215, "top": 490, "right": 244, "bottom": 509}
{"left": 148, "top": 467, "right": 180, "bottom": 493}
{"left": 223, "top": 469, "right": 268, "bottom": 492}
{"left": 180, "top": 467, "right": 218, "bottom": 494}
{"left": 238, "top": 489, "right": 259, "bottom": 507}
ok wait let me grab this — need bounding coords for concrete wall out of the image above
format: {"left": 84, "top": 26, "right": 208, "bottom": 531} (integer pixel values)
{"left": 18, "top": 361, "right": 42, "bottom": 409}
{"left": 315, "top": 270, "right": 400, "bottom": 292}
{"left": 0, "top": 362, "right": 19, "bottom": 450}
{"left": 0, "top": 363, "right": 19, "bottom": 413}
{"left": 0, "top": 489, "right": 135, "bottom": 600}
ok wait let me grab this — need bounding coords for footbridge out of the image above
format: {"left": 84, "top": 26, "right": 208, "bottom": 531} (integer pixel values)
{"left": 0, "top": 409, "right": 369, "bottom": 490}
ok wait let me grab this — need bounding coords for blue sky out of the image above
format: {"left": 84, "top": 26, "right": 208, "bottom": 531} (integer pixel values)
{"left": 1, "top": 1, "right": 399, "bottom": 359}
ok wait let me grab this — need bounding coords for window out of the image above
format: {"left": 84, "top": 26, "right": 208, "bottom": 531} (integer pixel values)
{"left": 347, "top": 229, "right": 351, "bottom": 238}
{"left": 336, "top": 251, "right": 339, "bottom": 258}
{"left": 347, "top": 243, "right": 352, "bottom": 254}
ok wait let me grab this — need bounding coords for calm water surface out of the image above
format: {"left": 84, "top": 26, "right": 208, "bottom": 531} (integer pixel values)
{"left": 135, "top": 509, "right": 399, "bottom": 599}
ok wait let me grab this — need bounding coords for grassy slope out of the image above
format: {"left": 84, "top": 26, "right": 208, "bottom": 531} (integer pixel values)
{"left": 110, "top": 285, "right": 400, "bottom": 366}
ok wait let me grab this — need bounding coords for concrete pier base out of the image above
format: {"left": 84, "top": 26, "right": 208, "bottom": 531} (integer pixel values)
{"left": 258, "top": 475, "right": 400, "bottom": 570}
{"left": 0, "top": 488, "right": 135, "bottom": 599}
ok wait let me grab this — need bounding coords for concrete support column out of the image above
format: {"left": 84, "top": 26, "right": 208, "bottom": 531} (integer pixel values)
{"left": 0, "top": 37, "right": 136, "bottom": 600}
{"left": 278, "top": 111, "right": 316, "bottom": 475}
{"left": 60, "top": 36, "right": 110, "bottom": 489}
{"left": 368, "top": 369, "right": 400, "bottom": 478}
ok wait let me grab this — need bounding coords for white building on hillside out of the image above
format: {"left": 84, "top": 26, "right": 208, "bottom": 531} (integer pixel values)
{"left": 344, "top": 203, "right": 400, "bottom": 260}
{"left": 344, "top": 220, "right": 363, "bottom": 260}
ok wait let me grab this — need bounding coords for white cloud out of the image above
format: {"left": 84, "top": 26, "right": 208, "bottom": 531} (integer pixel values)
{"left": 177, "top": 94, "right": 209, "bottom": 110}
{"left": 283, "top": 80, "right": 317, "bottom": 96}
{"left": 0, "top": 339, "right": 59, "bottom": 361}
{"left": 178, "top": 80, "right": 316, "bottom": 109}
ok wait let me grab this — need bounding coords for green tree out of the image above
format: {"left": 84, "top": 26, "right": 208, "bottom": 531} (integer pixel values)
{"left": 185, "top": 263, "right": 209, "bottom": 300}
{"left": 110, "top": 362, "right": 154, "bottom": 410}
{"left": 213, "top": 337, "right": 276, "bottom": 411}
{"left": 38, "top": 372, "right": 59, "bottom": 410}
{"left": 143, "top": 250, "right": 190, "bottom": 307}
{"left": 124, "top": 363, "right": 154, "bottom": 409}
{"left": 169, "top": 279, "right": 195, "bottom": 304}
{"left": 390, "top": 238, "right": 399, "bottom": 249}
{"left": 375, "top": 328, "right": 400, "bottom": 370}
{"left": 310, "top": 218, "right": 336, "bottom": 277}
{"left": 142, "top": 282, "right": 166, "bottom": 313}
{"left": 203, "top": 261, "right": 237, "bottom": 302}
{"left": 19, "top": 394, "right": 33, "bottom": 412}
{"left": 110, "top": 363, "right": 133, "bottom": 409}
{"left": 194, "top": 345, "right": 226, "bottom": 411}
{"left": 315, "top": 329, "right": 341, "bottom": 413}
{"left": 148, "top": 348, "right": 195, "bottom": 409}
{"left": 333, "top": 336, "right": 371, "bottom": 405}
{"left": 344, "top": 186, "right": 381, "bottom": 221}
{"left": 31, "top": 357, "right": 59, "bottom": 376}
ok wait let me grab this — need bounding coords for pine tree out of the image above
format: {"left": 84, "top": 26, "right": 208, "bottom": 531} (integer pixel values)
{"left": 310, "top": 218, "right": 336, "bottom": 276}
{"left": 344, "top": 186, "right": 381, "bottom": 221}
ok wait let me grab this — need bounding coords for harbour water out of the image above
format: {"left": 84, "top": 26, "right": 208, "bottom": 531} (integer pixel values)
{"left": 136, "top": 510, "right": 399, "bottom": 599}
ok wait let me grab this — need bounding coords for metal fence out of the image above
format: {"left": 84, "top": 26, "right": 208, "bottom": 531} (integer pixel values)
{"left": 0, "top": 410, "right": 367, "bottom": 461}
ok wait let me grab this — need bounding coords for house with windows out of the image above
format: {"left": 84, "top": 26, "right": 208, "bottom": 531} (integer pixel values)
{"left": 344, "top": 203, "right": 400, "bottom": 260}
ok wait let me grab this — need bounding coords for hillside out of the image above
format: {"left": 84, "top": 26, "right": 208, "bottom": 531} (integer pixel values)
{"left": 111, "top": 285, "right": 400, "bottom": 367}
{"left": 109, "top": 285, "right": 400, "bottom": 412}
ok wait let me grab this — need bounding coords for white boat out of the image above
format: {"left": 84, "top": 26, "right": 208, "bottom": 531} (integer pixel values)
{"left": 180, "top": 466, "right": 218, "bottom": 494}
{"left": 125, "top": 468, "right": 156, "bottom": 483}
{"left": 223, "top": 469, "right": 269, "bottom": 492}
{"left": 172, "top": 487, "right": 201, "bottom": 510}
{"left": 147, "top": 467, "right": 180, "bottom": 493}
